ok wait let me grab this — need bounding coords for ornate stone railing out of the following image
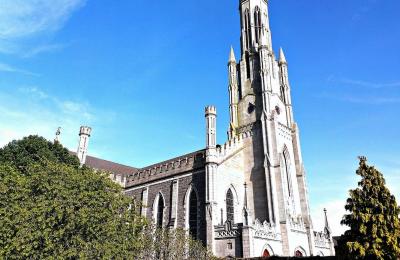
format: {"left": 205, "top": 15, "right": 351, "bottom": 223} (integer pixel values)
{"left": 214, "top": 222, "right": 242, "bottom": 239}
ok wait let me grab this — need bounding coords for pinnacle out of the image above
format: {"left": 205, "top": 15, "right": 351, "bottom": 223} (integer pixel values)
{"left": 229, "top": 46, "right": 236, "bottom": 63}
{"left": 279, "top": 47, "right": 287, "bottom": 64}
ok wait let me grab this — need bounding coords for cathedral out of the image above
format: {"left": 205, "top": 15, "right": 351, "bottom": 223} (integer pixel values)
{"left": 72, "top": 0, "right": 335, "bottom": 257}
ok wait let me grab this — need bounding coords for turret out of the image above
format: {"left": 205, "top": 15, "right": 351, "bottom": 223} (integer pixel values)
{"left": 205, "top": 106, "right": 217, "bottom": 150}
{"left": 279, "top": 48, "right": 294, "bottom": 127}
{"left": 279, "top": 48, "right": 288, "bottom": 85}
{"left": 228, "top": 47, "right": 239, "bottom": 139}
{"left": 77, "top": 126, "right": 92, "bottom": 166}
{"left": 204, "top": 106, "right": 218, "bottom": 250}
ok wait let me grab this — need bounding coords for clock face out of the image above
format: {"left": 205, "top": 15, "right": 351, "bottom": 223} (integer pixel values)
{"left": 275, "top": 105, "right": 281, "bottom": 115}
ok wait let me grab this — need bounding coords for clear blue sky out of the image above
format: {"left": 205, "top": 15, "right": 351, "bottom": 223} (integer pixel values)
{"left": 0, "top": 0, "right": 399, "bottom": 235}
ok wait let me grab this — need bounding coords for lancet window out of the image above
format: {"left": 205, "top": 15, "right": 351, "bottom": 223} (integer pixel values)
{"left": 254, "top": 6, "right": 262, "bottom": 43}
{"left": 281, "top": 150, "right": 293, "bottom": 198}
{"left": 226, "top": 189, "right": 234, "bottom": 222}
{"left": 244, "top": 9, "right": 252, "bottom": 50}
{"left": 156, "top": 194, "right": 164, "bottom": 228}
{"left": 189, "top": 190, "right": 198, "bottom": 239}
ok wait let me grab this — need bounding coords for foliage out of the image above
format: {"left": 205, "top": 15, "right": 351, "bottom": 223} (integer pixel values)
{"left": 0, "top": 135, "right": 215, "bottom": 259}
{"left": 0, "top": 136, "right": 147, "bottom": 259}
{"left": 0, "top": 135, "right": 80, "bottom": 172}
{"left": 339, "top": 157, "right": 400, "bottom": 260}
{"left": 0, "top": 161, "right": 147, "bottom": 258}
{"left": 136, "top": 226, "right": 217, "bottom": 260}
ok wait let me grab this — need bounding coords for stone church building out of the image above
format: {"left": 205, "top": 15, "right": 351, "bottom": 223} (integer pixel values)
{"left": 71, "top": 0, "right": 335, "bottom": 257}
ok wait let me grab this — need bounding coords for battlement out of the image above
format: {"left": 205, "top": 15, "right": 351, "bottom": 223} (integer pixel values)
{"left": 122, "top": 150, "right": 206, "bottom": 187}
{"left": 79, "top": 126, "right": 92, "bottom": 136}
{"left": 205, "top": 105, "right": 217, "bottom": 116}
{"left": 216, "top": 129, "right": 253, "bottom": 163}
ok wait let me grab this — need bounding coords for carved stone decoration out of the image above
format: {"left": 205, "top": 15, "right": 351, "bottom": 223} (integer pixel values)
{"left": 253, "top": 219, "right": 280, "bottom": 240}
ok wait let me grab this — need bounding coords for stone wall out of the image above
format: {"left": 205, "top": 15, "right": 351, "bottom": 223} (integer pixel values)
{"left": 124, "top": 169, "right": 207, "bottom": 244}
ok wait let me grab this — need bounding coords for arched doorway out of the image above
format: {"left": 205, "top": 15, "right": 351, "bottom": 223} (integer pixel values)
{"left": 295, "top": 250, "right": 303, "bottom": 257}
{"left": 262, "top": 249, "right": 270, "bottom": 257}
{"left": 261, "top": 244, "right": 274, "bottom": 258}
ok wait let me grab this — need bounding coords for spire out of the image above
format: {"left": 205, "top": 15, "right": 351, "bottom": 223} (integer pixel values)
{"left": 228, "top": 46, "right": 236, "bottom": 63}
{"left": 242, "top": 182, "right": 252, "bottom": 226}
{"left": 324, "top": 208, "right": 331, "bottom": 235}
{"left": 279, "top": 47, "right": 287, "bottom": 64}
{"left": 243, "top": 182, "right": 248, "bottom": 209}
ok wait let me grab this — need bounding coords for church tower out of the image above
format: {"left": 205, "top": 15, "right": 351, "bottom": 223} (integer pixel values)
{"left": 211, "top": 0, "right": 335, "bottom": 257}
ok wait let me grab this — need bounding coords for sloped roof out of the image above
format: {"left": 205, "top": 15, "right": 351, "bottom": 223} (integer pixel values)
{"left": 69, "top": 151, "right": 137, "bottom": 175}
{"left": 85, "top": 155, "right": 138, "bottom": 175}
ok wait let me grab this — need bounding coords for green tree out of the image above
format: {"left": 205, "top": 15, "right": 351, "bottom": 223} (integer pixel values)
{"left": 0, "top": 136, "right": 147, "bottom": 259}
{"left": 0, "top": 135, "right": 215, "bottom": 259}
{"left": 340, "top": 157, "right": 400, "bottom": 260}
{"left": 0, "top": 135, "right": 80, "bottom": 172}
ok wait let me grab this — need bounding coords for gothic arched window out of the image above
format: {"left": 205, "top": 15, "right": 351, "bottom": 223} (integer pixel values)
{"left": 254, "top": 6, "right": 262, "bottom": 43}
{"left": 244, "top": 9, "right": 251, "bottom": 50}
{"left": 189, "top": 190, "right": 198, "bottom": 239}
{"left": 282, "top": 151, "right": 292, "bottom": 198}
{"left": 263, "top": 249, "right": 270, "bottom": 257}
{"left": 280, "top": 85, "right": 286, "bottom": 103}
{"left": 226, "top": 189, "right": 234, "bottom": 222}
{"left": 156, "top": 194, "right": 164, "bottom": 228}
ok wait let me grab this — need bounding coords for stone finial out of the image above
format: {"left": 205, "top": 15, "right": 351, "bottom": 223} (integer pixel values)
{"left": 279, "top": 47, "right": 287, "bottom": 65}
{"left": 54, "top": 127, "right": 61, "bottom": 143}
{"left": 228, "top": 46, "right": 236, "bottom": 63}
{"left": 324, "top": 208, "right": 331, "bottom": 235}
{"left": 243, "top": 182, "right": 248, "bottom": 209}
